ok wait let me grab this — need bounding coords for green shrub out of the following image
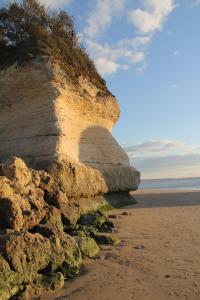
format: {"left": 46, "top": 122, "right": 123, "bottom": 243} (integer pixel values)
{"left": 0, "top": 0, "right": 107, "bottom": 91}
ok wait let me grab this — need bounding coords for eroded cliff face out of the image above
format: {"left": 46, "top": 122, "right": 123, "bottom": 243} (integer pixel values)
{"left": 0, "top": 59, "right": 58, "bottom": 162}
{"left": 0, "top": 58, "right": 140, "bottom": 197}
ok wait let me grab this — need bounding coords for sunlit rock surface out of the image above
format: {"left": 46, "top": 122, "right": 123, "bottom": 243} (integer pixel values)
{"left": 0, "top": 59, "right": 140, "bottom": 196}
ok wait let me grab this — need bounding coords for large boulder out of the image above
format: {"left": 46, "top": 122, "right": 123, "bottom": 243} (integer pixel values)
{"left": 0, "top": 158, "right": 53, "bottom": 231}
{"left": 0, "top": 231, "right": 52, "bottom": 278}
{"left": 74, "top": 236, "right": 100, "bottom": 258}
{"left": 1, "top": 157, "right": 32, "bottom": 195}
{"left": 0, "top": 229, "right": 82, "bottom": 299}
{"left": 48, "top": 157, "right": 140, "bottom": 198}
{"left": 49, "top": 230, "right": 82, "bottom": 278}
{"left": 0, "top": 181, "right": 46, "bottom": 231}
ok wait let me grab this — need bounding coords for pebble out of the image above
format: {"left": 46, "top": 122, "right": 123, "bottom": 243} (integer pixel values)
{"left": 134, "top": 245, "right": 145, "bottom": 250}
{"left": 121, "top": 212, "right": 132, "bottom": 216}
{"left": 96, "top": 254, "right": 106, "bottom": 261}
{"left": 109, "top": 214, "right": 121, "bottom": 219}
{"left": 122, "top": 212, "right": 129, "bottom": 216}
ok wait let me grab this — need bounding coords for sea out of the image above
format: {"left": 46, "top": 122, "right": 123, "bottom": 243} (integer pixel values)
{"left": 140, "top": 177, "right": 200, "bottom": 191}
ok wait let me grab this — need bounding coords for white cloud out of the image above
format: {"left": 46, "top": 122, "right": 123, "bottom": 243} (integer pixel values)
{"left": 87, "top": 39, "right": 145, "bottom": 76}
{"left": 94, "top": 58, "right": 121, "bottom": 76}
{"left": 131, "top": 51, "right": 145, "bottom": 63}
{"left": 84, "top": 0, "right": 125, "bottom": 39}
{"left": 83, "top": 0, "right": 152, "bottom": 76}
{"left": 125, "top": 139, "right": 200, "bottom": 179}
{"left": 40, "top": 0, "right": 72, "bottom": 8}
{"left": 82, "top": 0, "right": 176, "bottom": 76}
{"left": 126, "top": 139, "right": 175, "bottom": 158}
{"left": 117, "top": 36, "right": 152, "bottom": 48}
{"left": 134, "top": 154, "right": 200, "bottom": 179}
{"left": 129, "top": 0, "right": 176, "bottom": 34}
{"left": 125, "top": 139, "right": 200, "bottom": 158}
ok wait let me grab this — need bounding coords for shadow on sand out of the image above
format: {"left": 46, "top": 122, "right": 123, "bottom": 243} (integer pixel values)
{"left": 130, "top": 190, "right": 200, "bottom": 209}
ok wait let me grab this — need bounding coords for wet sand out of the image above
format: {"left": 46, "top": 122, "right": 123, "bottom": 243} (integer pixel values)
{"left": 40, "top": 190, "right": 200, "bottom": 300}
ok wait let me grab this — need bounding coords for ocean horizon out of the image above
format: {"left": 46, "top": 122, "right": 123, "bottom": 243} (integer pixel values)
{"left": 140, "top": 177, "right": 200, "bottom": 191}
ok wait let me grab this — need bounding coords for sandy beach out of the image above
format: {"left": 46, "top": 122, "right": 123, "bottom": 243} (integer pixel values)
{"left": 39, "top": 189, "right": 200, "bottom": 300}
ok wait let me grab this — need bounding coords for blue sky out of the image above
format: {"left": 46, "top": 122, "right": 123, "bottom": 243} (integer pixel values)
{"left": 1, "top": 0, "right": 200, "bottom": 179}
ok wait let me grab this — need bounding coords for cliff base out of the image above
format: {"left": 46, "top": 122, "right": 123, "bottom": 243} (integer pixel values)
{"left": 0, "top": 157, "right": 135, "bottom": 299}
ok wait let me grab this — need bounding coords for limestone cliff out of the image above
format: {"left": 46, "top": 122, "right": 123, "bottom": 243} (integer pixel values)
{"left": 0, "top": 58, "right": 140, "bottom": 197}
{"left": 0, "top": 1, "right": 140, "bottom": 298}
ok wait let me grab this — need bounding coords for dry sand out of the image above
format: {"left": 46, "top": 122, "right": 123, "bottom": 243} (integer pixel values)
{"left": 40, "top": 189, "right": 200, "bottom": 300}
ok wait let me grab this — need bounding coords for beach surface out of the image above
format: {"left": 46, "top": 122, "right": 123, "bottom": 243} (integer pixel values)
{"left": 40, "top": 190, "right": 200, "bottom": 300}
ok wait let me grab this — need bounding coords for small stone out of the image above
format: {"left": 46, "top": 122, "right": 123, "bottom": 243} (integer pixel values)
{"left": 108, "top": 214, "right": 118, "bottom": 219}
{"left": 109, "top": 214, "right": 122, "bottom": 220}
{"left": 134, "top": 245, "right": 145, "bottom": 250}
{"left": 96, "top": 254, "right": 106, "bottom": 261}
{"left": 122, "top": 212, "right": 129, "bottom": 216}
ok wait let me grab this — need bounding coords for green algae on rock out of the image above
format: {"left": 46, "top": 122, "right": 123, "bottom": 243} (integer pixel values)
{"left": 51, "top": 230, "right": 82, "bottom": 279}
{"left": 74, "top": 236, "right": 100, "bottom": 258}
{"left": 0, "top": 254, "right": 22, "bottom": 300}
{"left": 93, "top": 232, "right": 121, "bottom": 246}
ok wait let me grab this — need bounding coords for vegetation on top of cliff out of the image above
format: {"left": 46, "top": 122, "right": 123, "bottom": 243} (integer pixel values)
{"left": 0, "top": 0, "right": 107, "bottom": 91}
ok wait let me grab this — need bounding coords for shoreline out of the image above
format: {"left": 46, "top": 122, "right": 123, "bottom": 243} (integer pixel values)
{"left": 134, "top": 188, "right": 200, "bottom": 194}
{"left": 39, "top": 189, "right": 200, "bottom": 300}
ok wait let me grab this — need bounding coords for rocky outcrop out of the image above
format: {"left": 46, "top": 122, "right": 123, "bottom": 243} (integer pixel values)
{"left": 0, "top": 157, "right": 128, "bottom": 299}
{"left": 0, "top": 59, "right": 140, "bottom": 197}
